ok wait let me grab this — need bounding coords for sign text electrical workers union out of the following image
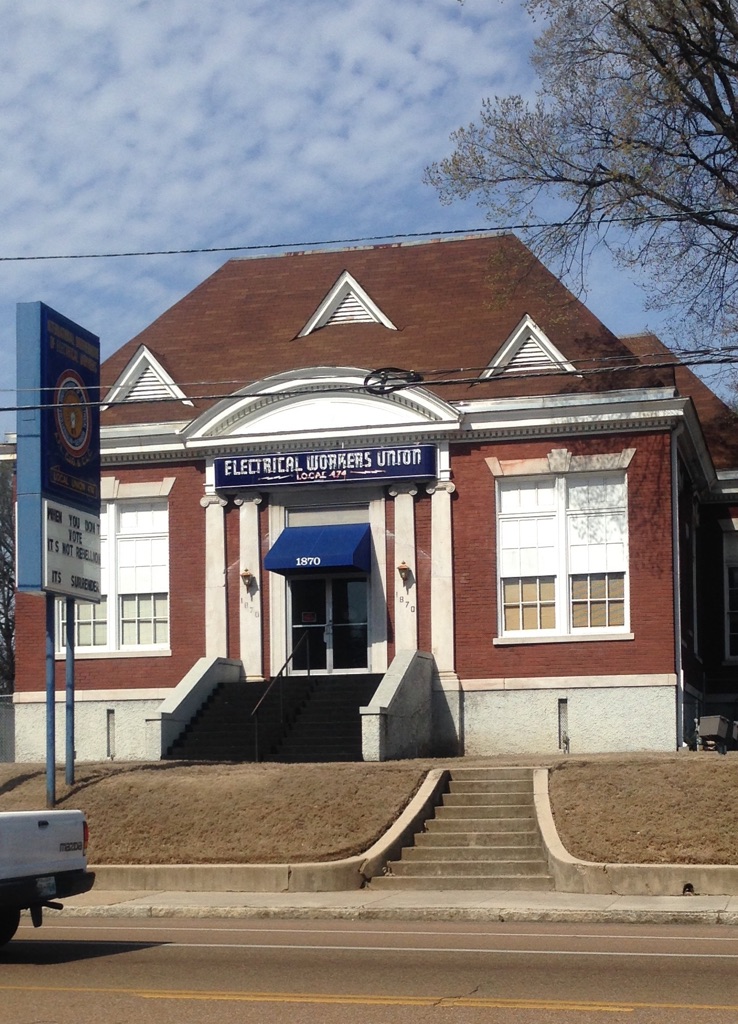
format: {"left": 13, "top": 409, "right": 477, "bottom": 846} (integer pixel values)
{"left": 214, "top": 444, "right": 437, "bottom": 488}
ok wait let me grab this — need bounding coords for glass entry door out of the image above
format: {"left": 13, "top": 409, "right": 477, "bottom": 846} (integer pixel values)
{"left": 290, "top": 576, "right": 368, "bottom": 672}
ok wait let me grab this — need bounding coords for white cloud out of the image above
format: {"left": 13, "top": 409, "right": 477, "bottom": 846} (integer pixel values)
{"left": 0, "top": 0, "right": 672, "bottom": 438}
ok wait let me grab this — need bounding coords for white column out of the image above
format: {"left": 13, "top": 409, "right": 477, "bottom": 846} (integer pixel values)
{"left": 234, "top": 491, "right": 264, "bottom": 680}
{"left": 426, "top": 480, "right": 457, "bottom": 682}
{"left": 389, "top": 483, "right": 418, "bottom": 652}
{"left": 200, "top": 494, "right": 228, "bottom": 658}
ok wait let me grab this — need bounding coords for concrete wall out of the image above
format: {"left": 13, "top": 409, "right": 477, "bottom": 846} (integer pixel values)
{"left": 362, "top": 650, "right": 434, "bottom": 760}
{"left": 462, "top": 680, "right": 677, "bottom": 755}
{"left": 14, "top": 697, "right": 163, "bottom": 762}
{"left": 148, "top": 657, "right": 243, "bottom": 758}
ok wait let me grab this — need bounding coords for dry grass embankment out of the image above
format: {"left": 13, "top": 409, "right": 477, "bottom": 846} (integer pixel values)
{"left": 1, "top": 753, "right": 736, "bottom": 866}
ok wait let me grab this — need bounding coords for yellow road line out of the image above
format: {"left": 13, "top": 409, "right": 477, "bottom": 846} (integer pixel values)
{"left": 4, "top": 983, "right": 738, "bottom": 1013}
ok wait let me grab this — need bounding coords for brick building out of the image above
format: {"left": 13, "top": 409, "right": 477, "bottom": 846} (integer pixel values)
{"left": 13, "top": 234, "right": 738, "bottom": 760}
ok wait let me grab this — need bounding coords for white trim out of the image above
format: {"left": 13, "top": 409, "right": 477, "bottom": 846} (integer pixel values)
{"left": 493, "top": 632, "right": 634, "bottom": 645}
{"left": 390, "top": 484, "right": 418, "bottom": 652}
{"left": 487, "top": 448, "right": 636, "bottom": 478}
{"left": 461, "top": 673, "right": 675, "bottom": 691}
{"left": 102, "top": 345, "right": 193, "bottom": 409}
{"left": 201, "top": 494, "right": 228, "bottom": 657}
{"left": 183, "top": 366, "right": 458, "bottom": 442}
{"left": 13, "top": 687, "right": 172, "bottom": 703}
{"left": 298, "top": 271, "right": 397, "bottom": 335}
{"left": 483, "top": 314, "right": 578, "bottom": 378}
{"left": 236, "top": 492, "right": 264, "bottom": 679}
{"left": 55, "top": 648, "right": 172, "bottom": 660}
{"left": 101, "top": 477, "right": 176, "bottom": 500}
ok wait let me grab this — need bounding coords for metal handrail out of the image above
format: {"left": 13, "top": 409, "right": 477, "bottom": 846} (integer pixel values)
{"left": 250, "top": 629, "right": 311, "bottom": 762}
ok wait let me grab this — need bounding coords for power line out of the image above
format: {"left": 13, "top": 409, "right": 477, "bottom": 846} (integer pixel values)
{"left": 6, "top": 342, "right": 738, "bottom": 401}
{"left": 3, "top": 349, "right": 737, "bottom": 418}
{"left": 0, "top": 210, "right": 735, "bottom": 263}
{"left": 0, "top": 228, "right": 500, "bottom": 263}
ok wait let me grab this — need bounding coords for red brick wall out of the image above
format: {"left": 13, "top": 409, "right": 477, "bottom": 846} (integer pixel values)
{"left": 15, "top": 462, "right": 207, "bottom": 694}
{"left": 449, "top": 432, "right": 676, "bottom": 680}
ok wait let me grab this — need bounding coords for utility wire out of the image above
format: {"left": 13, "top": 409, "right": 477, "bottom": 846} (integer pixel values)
{"left": 5, "top": 350, "right": 738, "bottom": 416}
{"left": 8, "top": 344, "right": 738, "bottom": 400}
{"left": 1, "top": 212, "right": 737, "bottom": 263}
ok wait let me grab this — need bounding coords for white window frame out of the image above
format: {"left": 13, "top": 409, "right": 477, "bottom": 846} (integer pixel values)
{"left": 57, "top": 498, "right": 170, "bottom": 656}
{"left": 496, "top": 472, "right": 630, "bottom": 640}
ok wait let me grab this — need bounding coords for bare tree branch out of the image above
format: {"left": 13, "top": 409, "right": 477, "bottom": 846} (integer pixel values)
{"left": 426, "top": 0, "right": 738, "bottom": 344}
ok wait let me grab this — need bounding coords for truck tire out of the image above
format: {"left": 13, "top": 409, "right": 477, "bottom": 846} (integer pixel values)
{"left": 0, "top": 908, "right": 21, "bottom": 947}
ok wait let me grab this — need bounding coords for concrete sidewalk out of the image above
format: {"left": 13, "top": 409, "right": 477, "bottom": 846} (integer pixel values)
{"left": 54, "top": 885, "right": 738, "bottom": 927}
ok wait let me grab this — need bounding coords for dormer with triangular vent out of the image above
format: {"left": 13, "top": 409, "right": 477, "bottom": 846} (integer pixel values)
{"left": 298, "top": 270, "right": 397, "bottom": 336}
{"left": 102, "top": 345, "right": 193, "bottom": 410}
{"left": 482, "top": 314, "right": 578, "bottom": 379}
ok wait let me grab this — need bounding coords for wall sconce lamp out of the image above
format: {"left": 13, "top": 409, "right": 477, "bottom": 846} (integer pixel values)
{"left": 397, "top": 561, "right": 411, "bottom": 583}
{"left": 240, "top": 568, "right": 255, "bottom": 587}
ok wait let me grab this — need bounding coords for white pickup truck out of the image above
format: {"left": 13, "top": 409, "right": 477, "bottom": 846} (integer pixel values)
{"left": 0, "top": 810, "right": 95, "bottom": 946}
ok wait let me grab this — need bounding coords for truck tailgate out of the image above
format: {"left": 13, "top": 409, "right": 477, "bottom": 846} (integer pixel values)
{"left": 0, "top": 810, "right": 87, "bottom": 877}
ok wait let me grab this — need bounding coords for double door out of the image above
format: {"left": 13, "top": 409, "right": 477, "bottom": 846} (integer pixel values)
{"left": 290, "top": 576, "right": 368, "bottom": 673}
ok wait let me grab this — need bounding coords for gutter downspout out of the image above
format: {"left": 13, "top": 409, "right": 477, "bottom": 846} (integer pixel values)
{"left": 671, "top": 427, "right": 684, "bottom": 748}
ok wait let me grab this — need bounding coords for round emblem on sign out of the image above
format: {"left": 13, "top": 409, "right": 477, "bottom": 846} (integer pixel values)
{"left": 54, "top": 370, "right": 91, "bottom": 460}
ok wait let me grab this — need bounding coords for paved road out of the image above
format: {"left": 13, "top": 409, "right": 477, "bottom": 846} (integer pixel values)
{"left": 3, "top": 917, "right": 738, "bottom": 1022}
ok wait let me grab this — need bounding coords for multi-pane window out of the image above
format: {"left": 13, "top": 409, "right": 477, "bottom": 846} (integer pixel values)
{"left": 59, "top": 500, "right": 169, "bottom": 652}
{"left": 116, "top": 504, "right": 169, "bottom": 647}
{"left": 497, "top": 473, "right": 628, "bottom": 637}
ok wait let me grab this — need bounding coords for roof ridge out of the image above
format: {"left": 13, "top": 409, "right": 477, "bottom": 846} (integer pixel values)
{"left": 231, "top": 232, "right": 513, "bottom": 264}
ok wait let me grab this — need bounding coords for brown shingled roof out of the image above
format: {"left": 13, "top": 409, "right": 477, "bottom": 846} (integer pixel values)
{"left": 102, "top": 234, "right": 671, "bottom": 430}
{"left": 621, "top": 332, "right": 738, "bottom": 471}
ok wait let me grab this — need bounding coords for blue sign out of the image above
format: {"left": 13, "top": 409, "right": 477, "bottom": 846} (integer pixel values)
{"left": 17, "top": 303, "right": 101, "bottom": 595}
{"left": 214, "top": 444, "right": 437, "bottom": 489}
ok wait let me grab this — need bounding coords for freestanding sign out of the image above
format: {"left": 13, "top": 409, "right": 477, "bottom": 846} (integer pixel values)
{"left": 17, "top": 303, "right": 101, "bottom": 597}
{"left": 16, "top": 303, "right": 101, "bottom": 805}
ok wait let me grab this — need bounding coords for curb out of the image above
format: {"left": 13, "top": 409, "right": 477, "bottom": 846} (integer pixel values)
{"left": 51, "top": 901, "right": 738, "bottom": 927}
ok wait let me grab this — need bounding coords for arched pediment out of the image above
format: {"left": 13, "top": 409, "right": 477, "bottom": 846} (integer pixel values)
{"left": 183, "top": 366, "right": 459, "bottom": 441}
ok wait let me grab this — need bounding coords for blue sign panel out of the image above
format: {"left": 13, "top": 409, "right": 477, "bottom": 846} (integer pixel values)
{"left": 17, "top": 302, "right": 101, "bottom": 595}
{"left": 40, "top": 307, "right": 100, "bottom": 511}
{"left": 214, "top": 444, "right": 437, "bottom": 489}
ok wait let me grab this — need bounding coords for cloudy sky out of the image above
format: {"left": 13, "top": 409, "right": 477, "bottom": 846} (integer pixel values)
{"left": 1, "top": 0, "right": 678, "bottom": 437}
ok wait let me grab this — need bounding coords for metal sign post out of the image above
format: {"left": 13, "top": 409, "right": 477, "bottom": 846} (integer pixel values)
{"left": 16, "top": 304, "right": 100, "bottom": 806}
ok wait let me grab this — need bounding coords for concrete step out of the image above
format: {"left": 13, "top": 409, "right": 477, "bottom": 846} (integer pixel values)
{"left": 401, "top": 847, "right": 547, "bottom": 865}
{"left": 277, "top": 749, "right": 362, "bottom": 758}
{"left": 370, "top": 874, "right": 554, "bottom": 891}
{"left": 426, "top": 816, "right": 537, "bottom": 833}
{"left": 434, "top": 804, "right": 535, "bottom": 820}
{"left": 442, "top": 792, "right": 534, "bottom": 807}
{"left": 278, "top": 725, "right": 360, "bottom": 738}
{"left": 448, "top": 779, "right": 534, "bottom": 795}
{"left": 447, "top": 767, "right": 537, "bottom": 782}
{"left": 388, "top": 858, "right": 548, "bottom": 877}
{"left": 415, "top": 830, "right": 540, "bottom": 848}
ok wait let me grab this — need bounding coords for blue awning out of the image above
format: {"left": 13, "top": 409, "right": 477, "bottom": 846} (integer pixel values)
{"left": 264, "top": 523, "right": 372, "bottom": 575}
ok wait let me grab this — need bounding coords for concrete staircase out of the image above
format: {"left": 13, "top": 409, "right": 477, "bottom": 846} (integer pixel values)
{"left": 165, "top": 677, "right": 312, "bottom": 762}
{"left": 272, "top": 675, "right": 381, "bottom": 762}
{"left": 370, "top": 766, "right": 554, "bottom": 891}
{"left": 166, "top": 673, "right": 381, "bottom": 763}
